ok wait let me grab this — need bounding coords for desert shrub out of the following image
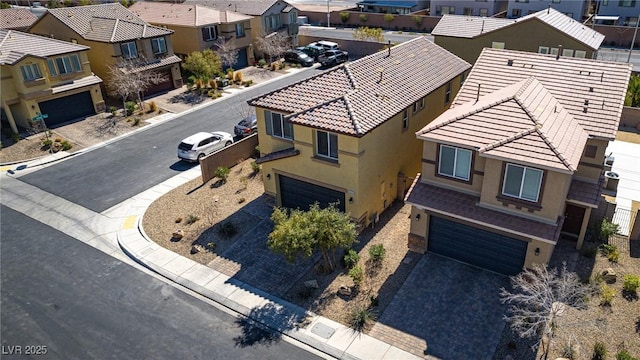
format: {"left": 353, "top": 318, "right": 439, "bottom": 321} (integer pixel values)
{"left": 369, "top": 244, "right": 386, "bottom": 262}
{"left": 214, "top": 166, "right": 230, "bottom": 182}
{"left": 206, "top": 242, "right": 216, "bottom": 251}
{"left": 251, "top": 161, "right": 260, "bottom": 173}
{"left": 12, "top": 132, "right": 20, "bottom": 143}
{"left": 343, "top": 249, "right": 360, "bottom": 269}
{"left": 582, "top": 244, "right": 598, "bottom": 258}
{"left": 243, "top": 79, "right": 253, "bottom": 87}
{"left": 186, "top": 75, "right": 197, "bottom": 87}
{"left": 340, "top": 11, "right": 349, "bottom": 23}
{"left": 233, "top": 71, "right": 243, "bottom": 83}
{"left": 217, "top": 221, "right": 238, "bottom": 238}
{"left": 60, "top": 140, "right": 72, "bottom": 151}
{"left": 186, "top": 214, "right": 199, "bottom": 225}
{"left": 600, "top": 243, "right": 620, "bottom": 263}
{"left": 600, "top": 218, "right": 620, "bottom": 240}
{"left": 238, "top": 197, "right": 246, "bottom": 204}
{"left": 350, "top": 306, "right": 376, "bottom": 332}
{"left": 54, "top": 137, "right": 62, "bottom": 142}
{"left": 132, "top": 117, "right": 141, "bottom": 126}
{"left": 258, "top": 58, "right": 267, "bottom": 67}
{"left": 412, "top": 15, "right": 422, "bottom": 26}
{"left": 41, "top": 138, "right": 53, "bottom": 147}
{"left": 623, "top": 274, "right": 640, "bottom": 293}
{"left": 562, "top": 341, "right": 576, "bottom": 360}
{"left": 600, "top": 284, "right": 616, "bottom": 306}
{"left": 384, "top": 14, "right": 395, "bottom": 23}
{"left": 0, "top": 142, "right": 2, "bottom": 150}
{"left": 254, "top": 145, "right": 260, "bottom": 158}
{"left": 349, "top": 265, "right": 364, "bottom": 286}
{"left": 616, "top": 350, "right": 638, "bottom": 360}
{"left": 592, "top": 341, "right": 607, "bottom": 360}
{"left": 149, "top": 101, "right": 158, "bottom": 112}
{"left": 125, "top": 101, "right": 136, "bottom": 115}
{"left": 175, "top": 217, "right": 182, "bottom": 223}
{"left": 109, "top": 106, "right": 117, "bottom": 116}
{"left": 359, "top": 14, "right": 368, "bottom": 23}
{"left": 370, "top": 295, "right": 379, "bottom": 307}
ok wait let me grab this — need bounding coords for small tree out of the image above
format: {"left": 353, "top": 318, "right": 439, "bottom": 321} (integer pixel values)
{"left": 500, "top": 263, "right": 593, "bottom": 360}
{"left": 383, "top": 14, "right": 395, "bottom": 23}
{"left": 625, "top": 74, "right": 640, "bottom": 107}
{"left": 214, "top": 37, "right": 239, "bottom": 70}
{"left": 412, "top": 15, "right": 422, "bottom": 27}
{"left": 268, "top": 203, "right": 357, "bottom": 272}
{"left": 340, "top": 11, "right": 350, "bottom": 23}
{"left": 353, "top": 26, "right": 385, "bottom": 42}
{"left": 107, "top": 57, "right": 168, "bottom": 112}
{"left": 182, "top": 49, "right": 222, "bottom": 83}
{"left": 359, "top": 14, "right": 368, "bottom": 23}
{"left": 256, "top": 31, "right": 290, "bottom": 65}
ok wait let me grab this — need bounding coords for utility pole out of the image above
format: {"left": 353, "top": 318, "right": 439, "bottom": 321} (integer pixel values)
{"left": 628, "top": 12, "right": 640, "bottom": 63}
{"left": 327, "top": 0, "right": 330, "bottom": 28}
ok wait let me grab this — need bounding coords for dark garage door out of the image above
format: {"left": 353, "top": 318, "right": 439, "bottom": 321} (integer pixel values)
{"left": 38, "top": 91, "right": 95, "bottom": 127}
{"left": 428, "top": 216, "right": 527, "bottom": 275}
{"left": 145, "top": 69, "right": 174, "bottom": 95}
{"left": 279, "top": 175, "right": 345, "bottom": 212}
{"left": 234, "top": 48, "right": 248, "bottom": 69}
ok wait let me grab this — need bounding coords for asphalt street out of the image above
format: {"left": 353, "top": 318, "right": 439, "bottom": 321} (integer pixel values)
{"left": 17, "top": 68, "right": 322, "bottom": 213}
{"left": 0, "top": 205, "right": 323, "bottom": 360}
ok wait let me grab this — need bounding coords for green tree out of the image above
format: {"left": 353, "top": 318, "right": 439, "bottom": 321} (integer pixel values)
{"left": 353, "top": 26, "right": 384, "bottom": 42}
{"left": 0, "top": 2, "right": 11, "bottom": 9}
{"left": 268, "top": 203, "right": 357, "bottom": 272}
{"left": 625, "top": 74, "right": 640, "bottom": 107}
{"left": 181, "top": 49, "right": 222, "bottom": 83}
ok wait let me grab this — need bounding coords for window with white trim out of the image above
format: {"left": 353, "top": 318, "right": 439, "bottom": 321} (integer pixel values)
{"left": 47, "top": 59, "right": 57, "bottom": 77}
{"left": 479, "top": 8, "right": 488, "bottom": 16}
{"left": 574, "top": 50, "right": 586, "bottom": 58}
{"left": 264, "top": 110, "right": 293, "bottom": 140}
{"left": 438, "top": 145, "right": 472, "bottom": 181}
{"left": 402, "top": 109, "right": 409, "bottom": 130}
{"left": 316, "top": 130, "right": 338, "bottom": 160}
{"left": 444, "top": 81, "right": 452, "bottom": 104}
{"left": 20, "top": 63, "right": 42, "bottom": 81}
{"left": 619, "top": 0, "right": 636, "bottom": 7}
{"left": 120, "top": 42, "right": 138, "bottom": 59}
{"left": 538, "top": 46, "right": 549, "bottom": 54}
{"left": 502, "top": 164, "right": 543, "bottom": 202}
{"left": 413, "top": 101, "right": 419, "bottom": 113}
{"left": 420, "top": 96, "right": 425, "bottom": 109}
{"left": 562, "top": 48, "right": 574, "bottom": 57}
{"left": 151, "top": 37, "right": 167, "bottom": 55}
{"left": 236, "top": 23, "right": 245, "bottom": 37}
{"left": 265, "top": 14, "right": 281, "bottom": 31}
{"left": 550, "top": 47, "right": 559, "bottom": 55}
{"left": 49, "top": 54, "right": 82, "bottom": 75}
{"left": 492, "top": 41, "right": 505, "bottom": 49}
{"left": 203, "top": 26, "right": 217, "bottom": 41}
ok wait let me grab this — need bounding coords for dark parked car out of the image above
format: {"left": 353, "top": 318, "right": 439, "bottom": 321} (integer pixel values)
{"left": 318, "top": 49, "right": 349, "bottom": 67}
{"left": 283, "top": 50, "right": 314, "bottom": 67}
{"left": 296, "top": 45, "right": 325, "bottom": 61}
{"left": 233, "top": 113, "right": 257, "bottom": 138}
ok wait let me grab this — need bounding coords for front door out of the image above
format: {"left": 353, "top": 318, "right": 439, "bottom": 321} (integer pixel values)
{"left": 562, "top": 203, "right": 586, "bottom": 238}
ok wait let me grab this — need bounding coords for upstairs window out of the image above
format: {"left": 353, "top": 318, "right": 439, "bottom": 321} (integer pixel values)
{"left": 619, "top": 0, "right": 636, "bottom": 7}
{"left": 479, "top": 8, "right": 488, "bottom": 16}
{"left": 444, "top": 81, "right": 452, "bottom": 104}
{"left": 20, "top": 63, "right": 42, "bottom": 81}
{"left": 438, "top": 145, "right": 472, "bottom": 181}
{"left": 402, "top": 109, "right": 409, "bottom": 130}
{"left": 463, "top": 7, "right": 473, "bottom": 15}
{"left": 202, "top": 26, "right": 217, "bottom": 41}
{"left": 151, "top": 37, "right": 167, "bottom": 55}
{"left": 48, "top": 54, "right": 82, "bottom": 75}
{"left": 265, "top": 15, "right": 281, "bottom": 31}
{"left": 316, "top": 130, "right": 338, "bottom": 160}
{"left": 502, "top": 164, "right": 543, "bottom": 202}
{"left": 120, "top": 42, "right": 138, "bottom": 59}
{"left": 236, "top": 23, "right": 245, "bottom": 37}
{"left": 265, "top": 110, "right": 293, "bottom": 140}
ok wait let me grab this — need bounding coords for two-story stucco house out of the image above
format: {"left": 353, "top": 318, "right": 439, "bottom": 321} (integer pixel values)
{"left": 248, "top": 37, "right": 471, "bottom": 229}
{"left": 405, "top": 48, "right": 631, "bottom": 275}
{"left": 186, "top": 0, "right": 299, "bottom": 60}
{"left": 433, "top": 8, "right": 605, "bottom": 64}
{"left": 0, "top": 29, "right": 104, "bottom": 133}
{"left": 128, "top": 2, "right": 254, "bottom": 68}
{"left": 29, "top": 3, "right": 182, "bottom": 96}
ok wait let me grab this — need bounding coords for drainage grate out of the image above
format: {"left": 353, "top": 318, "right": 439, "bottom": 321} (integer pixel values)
{"left": 310, "top": 322, "right": 336, "bottom": 339}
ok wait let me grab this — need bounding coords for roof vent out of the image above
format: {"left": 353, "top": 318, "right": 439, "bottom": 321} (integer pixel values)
{"left": 507, "top": 59, "right": 513, "bottom": 66}
{"left": 584, "top": 99, "right": 589, "bottom": 106}
{"left": 387, "top": 40, "right": 391, "bottom": 57}
{"left": 589, "top": 87, "right": 594, "bottom": 92}
{"left": 475, "top": 83, "right": 481, "bottom": 103}
{"left": 556, "top": 45, "right": 562, "bottom": 60}
{"left": 583, "top": 107, "right": 588, "bottom": 113}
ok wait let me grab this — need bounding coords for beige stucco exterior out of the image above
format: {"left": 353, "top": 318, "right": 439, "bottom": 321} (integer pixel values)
{"left": 1, "top": 51, "right": 104, "bottom": 133}
{"left": 435, "top": 18, "right": 597, "bottom": 64}
{"left": 249, "top": 4, "right": 299, "bottom": 59}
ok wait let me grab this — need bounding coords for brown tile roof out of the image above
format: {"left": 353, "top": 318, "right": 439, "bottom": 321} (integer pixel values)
{"left": 0, "top": 8, "right": 38, "bottom": 30}
{"left": 248, "top": 37, "right": 471, "bottom": 137}
{"left": 43, "top": 3, "right": 172, "bottom": 43}
{"left": 567, "top": 176, "right": 604, "bottom": 207}
{"left": 454, "top": 48, "right": 631, "bottom": 140}
{"left": 418, "top": 77, "right": 589, "bottom": 172}
{"left": 184, "top": 0, "right": 286, "bottom": 16}
{"left": 433, "top": 8, "right": 604, "bottom": 50}
{"left": 405, "top": 176, "right": 563, "bottom": 243}
{"left": 255, "top": 147, "right": 300, "bottom": 164}
{"left": 0, "top": 29, "right": 89, "bottom": 65}
{"left": 128, "top": 2, "right": 251, "bottom": 27}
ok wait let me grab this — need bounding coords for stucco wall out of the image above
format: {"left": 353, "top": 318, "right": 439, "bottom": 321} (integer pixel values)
{"left": 620, "top": 106, "right": 640, "bottom": 130}
{"left": 575, "top": 138, "right": 609, "bottom": 181}
{"left": 300, "top": 10, "right": 441, "bottom": 33}
{"left": 200, "top": 134, "right": 259, "bottom": 183}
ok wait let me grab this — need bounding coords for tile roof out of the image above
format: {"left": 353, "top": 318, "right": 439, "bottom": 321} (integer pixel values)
{"left": 405, "top": 177, "right": 563, "bottom": 243}
{"left": 567, "top": 176, "right": 604, "bottom": 207}
{"left": 128, "top": 2, "right": 251, "bottom": 27}
{"left": 0, "top": 29, "right": 89, "bottom": 65}
{"left": 43, "top": 3, "right": 172, "bottom": 43}
{"left": 248, "top": 37, "right": 471, "bottom": 137}
{"left": 418, "top": 77, "right": 589, "bottom": 173}
{"left": 454, "top": 48, "right": 631, "bottom": 140}
{"left": 432, "top": 8, "right": 604, "bottom": 50}
{"left": 0, "top": 8, "right": 38, "bottom": 30}
{"left": 183, "top": 0, "right": 283, "bottom": 16}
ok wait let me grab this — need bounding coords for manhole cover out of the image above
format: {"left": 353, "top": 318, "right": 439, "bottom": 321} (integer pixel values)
{"left": 310, "top": 322, "right": 335, "bottom": 339}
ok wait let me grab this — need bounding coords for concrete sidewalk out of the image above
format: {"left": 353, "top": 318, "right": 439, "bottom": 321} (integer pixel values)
{"left": 113, "top": 167, "right": 422, "bottom": 360}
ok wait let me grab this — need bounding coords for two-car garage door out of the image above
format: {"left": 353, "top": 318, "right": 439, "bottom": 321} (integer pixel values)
{"left": 38, "top": 91, "right": 95, "bottom": 127}
{"left": 279, "top": 175, "right": 345, "bottom": 212}
{"left": 428, "top": 216, "right": 527, "bottom": 275}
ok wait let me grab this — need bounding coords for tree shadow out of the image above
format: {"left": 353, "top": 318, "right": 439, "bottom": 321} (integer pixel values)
{"left": 233, "top": 301, "right": 309, "bottom": 347}
{"left": 168, "top": 90, "right": 206, "bottom": 105}
{"left": 622, "top": 289, "right": 639, "bottom": 302}
{"left": 630, "top": 239, "right": 640, "bottom": 258}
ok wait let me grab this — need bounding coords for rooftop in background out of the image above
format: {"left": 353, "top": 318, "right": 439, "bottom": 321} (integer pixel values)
{"left": 128, "top": 2, "right": 252, "bottom": 27}
{"left": 249, "top": 37, "right": 470, "bottom": 137}
{"left": 183, "top": 0, "right": 287, "bottom": 16}
{"left": 0, "top": 8, "right": 38, "bottom": 30}
{"left": 0, "top": 29, "right": 90, "bottom": 65}
{"left": 454, "top": 48, "right": 631, "bottom": 140}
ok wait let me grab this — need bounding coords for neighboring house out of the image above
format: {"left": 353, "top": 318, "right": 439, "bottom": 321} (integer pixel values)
{"left": 506, "top": 0, "right": 588, "bottom": 20}
{"left": 356, "top": 0, "right": 428, "bottom": 14}
{"left": 0, "top": 8, "right": 38, "bottom": 31}
{"left": 405, "top": 48, "right": 631, "bottom": 275}
{"left": 594, "top": 0, "right": 640, "bottom": 26}
{"left": 28, "top": 3, "right": 182, "bottom": 96}
{"left": 128, "top": 2, "right": 254, "bottom": 68}
{"left": 0, "top": 29, "right": 105, "bottom": 133}
{"left": 430, "top": 0, "right": 508, "bottom": 17}
{"left": 248, "top": 37, "right": 470, "bottom": 229}
{"left": 185, "top": 0, "right": 299, "bottom": 59}
{"left": 432, "top": 7, "right": 605, "bottom": 64}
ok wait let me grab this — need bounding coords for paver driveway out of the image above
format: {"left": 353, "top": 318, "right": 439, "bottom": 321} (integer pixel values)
{"left": 373, "top": 253, "right": 510, "bottom": 359}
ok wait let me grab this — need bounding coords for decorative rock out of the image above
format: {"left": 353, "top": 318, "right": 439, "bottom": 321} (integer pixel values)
{"left": 602, "top": 268, "right": 616, "bottom": 283}
{"left": 304, "top": 280, "right": 319, "bottom": 289}
{"left": 338, "top": 285, "right": 352, "bottom": 296}
{"left": 172, "top": 229, "right": 184, "bottom": 240}
{"left": 190, "top": 245, "right": 200, "bottom": 254}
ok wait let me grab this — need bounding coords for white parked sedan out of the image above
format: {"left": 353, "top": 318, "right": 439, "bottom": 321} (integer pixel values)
{"left": 177, "top": 131, "right": 233, "bottom": 162}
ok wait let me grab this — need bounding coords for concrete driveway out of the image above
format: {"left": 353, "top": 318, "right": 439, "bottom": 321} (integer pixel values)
{"left": 371, "top": 254, "right": 510, "bottom": 360}
{"left": 606, "top": 140, "right": 640, "bottom": 235}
